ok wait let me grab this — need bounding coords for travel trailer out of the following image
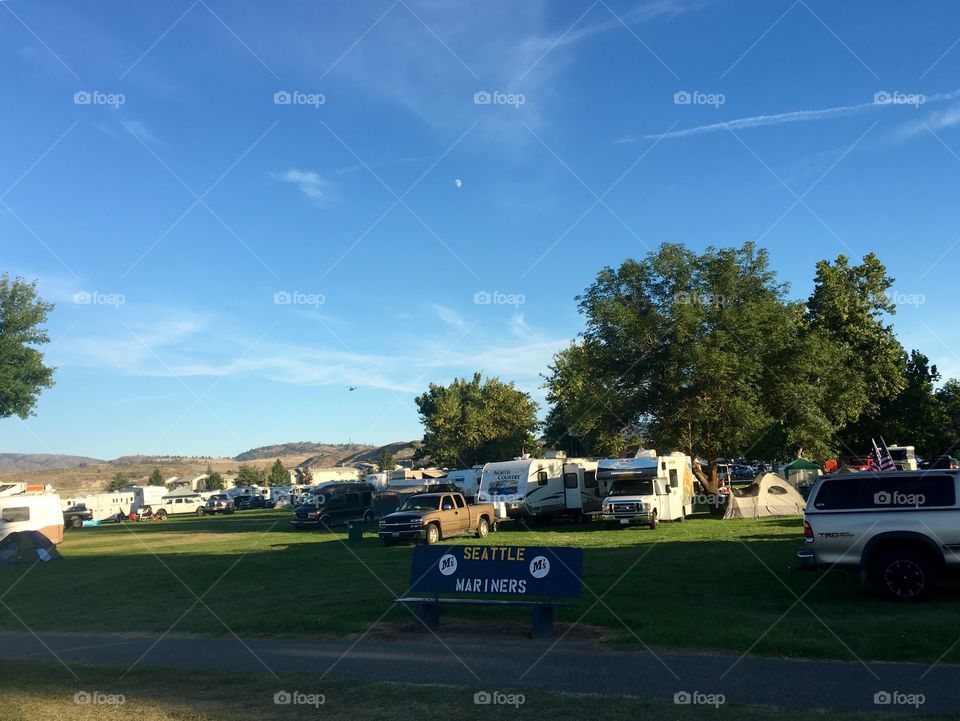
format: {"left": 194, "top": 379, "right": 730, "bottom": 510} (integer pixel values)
{"left": 0, "top": 494, "right": 64, "bottom": 545}
{"left": 597, "top": 451, "right": 694, "bottom": 528}
{"left": 477, "top": 452, "right": 603, "bottom": 521}
{"left": 364, "top": 472, "right": 390, "bottom": 490}
{"left": 887, "top": 445, "right": 919, "bottom": 471}
{"left": 444, "top": 466, "right": 484, "bottom": 501}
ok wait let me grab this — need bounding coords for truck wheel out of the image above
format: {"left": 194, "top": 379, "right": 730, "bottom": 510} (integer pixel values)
{"left": 426, "top": 523, "right": 441, "bottom": 545}
{"left": 648, "top": 511, "right": 658, "bottom": 530}
{"left": 70, "top": 517, "right": 83, "bottom": 529}
{"left": 362, "top": 510, "right": 375, "bottom": 525}
{"left": 196, "top": 508, "right": 205, "bottom": 516}
{"left": 871, "top": 549, "right": 935, "bottom": 601}
{"left": 318, "top": 515, "right": 332, "bottom": 531}
{"left": 475, "top": 518, "right": 490, "bottom": 539}
{"left": 155, "top": 510, "right": 167, "bottom": 520}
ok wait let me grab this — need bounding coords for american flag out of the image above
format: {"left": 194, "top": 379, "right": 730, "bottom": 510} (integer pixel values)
{"left": 872, "top": 438, "right": 896, "bottom": 472}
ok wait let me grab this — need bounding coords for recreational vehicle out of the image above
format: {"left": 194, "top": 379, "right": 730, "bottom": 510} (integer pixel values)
{"left": 477, "top": 452, "right": 603, "bottom": 521}
{"left": 887, "top": 445, "right": 919, "bottom": 471}
{"left": 598, "top": 451, "right": 694, "bottom": 528}
{"left": 444, "top": 466, "right": 484, "bottom": 501}
{"left": 0, "top": 494, "right": 63, "bottom": 544}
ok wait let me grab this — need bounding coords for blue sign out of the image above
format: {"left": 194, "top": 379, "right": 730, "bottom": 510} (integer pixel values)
{"left": 408, "top": 545, "right": 583, "bottom": 598}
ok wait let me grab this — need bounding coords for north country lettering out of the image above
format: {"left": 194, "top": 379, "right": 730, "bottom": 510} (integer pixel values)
{"left": 462, "top": 546, "right": 526, "bottom": 561}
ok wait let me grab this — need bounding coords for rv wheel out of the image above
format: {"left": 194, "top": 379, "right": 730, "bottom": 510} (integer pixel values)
{"left": 648, "top": 511, "right": 658, "bottom": 530}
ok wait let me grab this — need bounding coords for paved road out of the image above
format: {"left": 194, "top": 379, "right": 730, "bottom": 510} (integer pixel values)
{"left": 1, "top": 630, "right": 957, "bottom": 713}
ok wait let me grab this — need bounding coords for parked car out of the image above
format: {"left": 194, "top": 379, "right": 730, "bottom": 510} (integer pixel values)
{"left": 378, "top": 491, "right": 496, "bottom": 546}
{"left": 63, "top": 504, "right": 94, "bottom": 529}
{"left": 798, "top": 470, "right": 960, "bottom": 600}
{"left": 237, "top": 495, "right": 265, "bottom": 510}
{"left": 290, "top": 482, "right": 375, "bottom": 530}
{"left": 203, "top": 494, "right": 235, "bottom": 515}
{"left": 732, "top": 464, "right": 756, "bottom": 480}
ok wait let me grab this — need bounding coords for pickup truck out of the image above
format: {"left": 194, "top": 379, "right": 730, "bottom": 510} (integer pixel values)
{"left": 378, "top": 492, "right": 496, "bottom": 546}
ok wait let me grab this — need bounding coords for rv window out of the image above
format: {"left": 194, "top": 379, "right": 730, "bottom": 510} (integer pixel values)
{"left": 669, "top": 469, "right": 679, "bottom": 488}
{"left": 454, "top": 495, "right": 466, "bottom": 508}
{"left": 1, "top": 507, "right": 29, "bottom": 523}
{"left": 537, "top": 470, "right": 548, "bottom": 485}
{"left": 584, "top": 470, "right": 597, "bottom": 489}
{"left": 563, "top": 473, "right": 579, "bottom": 489}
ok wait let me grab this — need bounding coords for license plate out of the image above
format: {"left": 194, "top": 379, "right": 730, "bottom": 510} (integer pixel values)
{"left": 620, "top": 519, "right": 629, "bottom": 525}
{"left": 392, "top": 532, "right": 399, "bottom": 538}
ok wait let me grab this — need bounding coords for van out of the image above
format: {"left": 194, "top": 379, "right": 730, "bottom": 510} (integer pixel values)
{"left": 290, "top": 482, "right": 376, "bottom": 529}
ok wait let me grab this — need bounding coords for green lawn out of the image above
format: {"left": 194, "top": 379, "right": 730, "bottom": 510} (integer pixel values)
{"left": 3, "top": 660, "right": 957, "bottom": 721}
{"left": 1, "top": 510, "right": 958, "bottom": 662}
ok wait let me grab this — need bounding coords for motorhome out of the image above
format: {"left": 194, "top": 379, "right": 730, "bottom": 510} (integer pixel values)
{"left": 597, "top": 451, "right": 694, "bottom": 528}
{"left": 477, "top": 452, "right": 602, "bottom": 521}
{"left": 444, "top": 466, "right": 484, "bottom": 501}
{"left": 63, "top": 491, "right": 137, "bottom": 522}
{"left": 0, "top": 494, "right": 63, "bottom": 544}
{"left": 887, "top": 445, "right": 919, "bottom": 471}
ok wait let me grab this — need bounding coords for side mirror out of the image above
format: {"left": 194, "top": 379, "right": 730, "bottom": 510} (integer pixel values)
{"left": 442, "top": 504, "right": 453, "bottom": 511}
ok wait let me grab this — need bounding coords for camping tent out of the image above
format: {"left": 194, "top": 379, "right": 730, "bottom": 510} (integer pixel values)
{"left": 0, "top": 530, "right": 63, "bottom": 565}
{"left": 724, "top": 473, "right": 807, "bottom": 519}
{"left": 783, "top": 458, "right": 822, "bottom": 489}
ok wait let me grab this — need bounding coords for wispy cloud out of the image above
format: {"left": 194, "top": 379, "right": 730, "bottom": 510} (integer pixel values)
{"left": 432, "top": 304, "right": 468, "bottom": 332}
{"left": 898, "top": 103, "right": 960, "bottom": 139}
{"left": 271, "top": 169, "right": 337, "bottom": 204}
{"left": 121, "top": 120, "right": 159, "bottom": 146}
{"left": 618, "top": 89, "right": 960, "bottom": 142}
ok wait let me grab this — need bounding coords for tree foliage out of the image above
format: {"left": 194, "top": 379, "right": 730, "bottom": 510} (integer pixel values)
{"left": 267, "top": 459, "right": 287, "bottom": 486}
{"left": 205, "top": 467, "right": 225, "bottom": 491}
{"left": 147, "top": 468, "right": 165, "bottom": 486}
{"left": 235, "top": 464, "right": 265, "bottom": 487}
{"left": 415, "top": 373, "right": 539, "bottom": 467}
{"left": 0, "top": 274, "right": 55, "bottom": 419}
{"left": 106, "top": 472, "right": 129, "bottom": 493}
{"left": 377, "top": 448, "right": 396, "bottom": 473}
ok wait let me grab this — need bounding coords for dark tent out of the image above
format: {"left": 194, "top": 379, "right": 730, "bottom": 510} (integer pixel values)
{"left": 0, "top": 531, "right": 63, "bottom": 565}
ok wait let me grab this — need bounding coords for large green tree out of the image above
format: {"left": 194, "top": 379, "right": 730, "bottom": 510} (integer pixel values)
{"left": 267, "top": 459, "right": 287, "bottom": 486}
{"left": 552, "top": 242, "right": 872, "bottom": 488}
{"left": 415, "top": 373, "right": 539, "bottom": 467}
{"left": 377, "top": 448, "right": 396, "bottom": 472}
{"left": 205, "top": 467, "right": 225, "bottom": 491}
{"left": 937, "top": 380, "right": 960, "bottom": 457}
{"left": 106, "top": 472, "right": 129, "bottom": 493}
{"left": 0, "top": 274, "right": 55, "bottom": 419}
{"left": 147, "top": 468, "right": 165, "bottom": 486}
{"left": 235, "top": 464, "right": 264, "bottom": 487}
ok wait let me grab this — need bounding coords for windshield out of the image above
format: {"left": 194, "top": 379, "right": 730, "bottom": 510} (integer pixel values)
{"left": 400, "top": 496, "right": 441, "bottom": 511}
{"left": 609, "top": 479, "right": 655, "bottom": 497}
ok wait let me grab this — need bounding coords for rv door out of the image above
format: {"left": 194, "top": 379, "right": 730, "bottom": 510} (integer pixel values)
{"left": 563, "top": 471, "right": 582, "bottom": 510}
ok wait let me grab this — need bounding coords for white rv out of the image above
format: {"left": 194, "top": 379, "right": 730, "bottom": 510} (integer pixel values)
{"left": 444, "top": 466, "right": 484, "bottom": 501}
{"left": 478, "top": 452, "right": 603, "bottom": 521}
{"left": 597, "top": 451, "right": 694, "bottom": 528}
{"left": 0, "top": 494, "right": 64, "bottom": 545}
{"left": 64, "top": 491, "right": 137, "bottom": 522}
{"left": 887, "top": 445, "right": 919, "bottom": 471}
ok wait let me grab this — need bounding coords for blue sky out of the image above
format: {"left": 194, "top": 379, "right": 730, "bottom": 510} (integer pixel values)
{"left": 4, "top": 0, "right": 960, "bottom": 459}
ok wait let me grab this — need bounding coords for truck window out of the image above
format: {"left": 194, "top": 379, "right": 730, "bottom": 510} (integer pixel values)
{"left": 1, "top": 507, "right": 29, "bottom": 522}
{"left": 812, "top": 479, "right": 862, "bottom": 510}
{"left": 563, "top": 473, "right": 579, "bottom": 489}
{"left": 537, "top": 470, "right": 548, "bottom": 485}
{"left": 857, "top": 474, "right": 955, "bottom": 508}
{"left": 584, "top": 470, "right": 597, "bottom": 489}
{"left": 454, "top": 495, "right": 465, "bottom": 508}
{"left": 669, "top": 469, "right": 679, "bottom": 488}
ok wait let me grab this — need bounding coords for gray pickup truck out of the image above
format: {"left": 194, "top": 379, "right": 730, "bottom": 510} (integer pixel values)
{"left": 798, "top": 469, "right": 960, "bottom": 600}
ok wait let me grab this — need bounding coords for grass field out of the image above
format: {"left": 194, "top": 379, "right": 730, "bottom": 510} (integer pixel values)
{"left": 5, "top": 659, "right": 958, "bottom": 721}
{"left": 1, "top": 510, "right": 959, "bottom": 663}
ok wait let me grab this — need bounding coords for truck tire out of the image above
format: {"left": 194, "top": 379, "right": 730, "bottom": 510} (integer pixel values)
{"left": 196, "top": 508, "right": 205, "bottom": 516}
{"left": 362, "top": 510, "right": 375, "bottom": 525}
{"left": 70, "top": 517, "right": 83, "bottom": 529}
{"left": 871, "top": 549, "right": 935, "bottom": 601}
{"left": 155, "top": 509, "right": 167, "bottom": 520}
{"left": 426, "top": 523, "right": 441, "bottom": 545}
{"left": 475, "top": 518, "right": 490, "bottom": 539}
{"left": 648, "top": 510, "right": 658, "bottom": 530}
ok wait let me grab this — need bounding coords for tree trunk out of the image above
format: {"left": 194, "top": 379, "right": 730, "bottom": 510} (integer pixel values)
{"left": 707, "top": 456, "right": 719, "bottom": 493}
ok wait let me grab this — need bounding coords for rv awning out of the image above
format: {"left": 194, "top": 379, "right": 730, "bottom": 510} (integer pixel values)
{"left": 597, "top": 457, "right": 659, "bottom": 481}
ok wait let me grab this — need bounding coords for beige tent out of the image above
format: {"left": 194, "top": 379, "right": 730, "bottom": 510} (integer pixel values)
{"left": 724, "top": 473, "right": 806, "bottom": 519}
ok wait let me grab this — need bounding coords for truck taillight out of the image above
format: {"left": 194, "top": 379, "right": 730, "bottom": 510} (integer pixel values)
{"left": 803, "top": 520, "right": 813, "bottom": 542}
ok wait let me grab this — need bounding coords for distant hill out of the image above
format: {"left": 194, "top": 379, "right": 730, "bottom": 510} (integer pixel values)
{"left": 298, "top": 441, "right": 422, "bottom": 469}
{"left": 0, "top": 453, "right": 105, "bottom": 475}
{"left": 235, "top": 442, "right": 375, "bottom": 462}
